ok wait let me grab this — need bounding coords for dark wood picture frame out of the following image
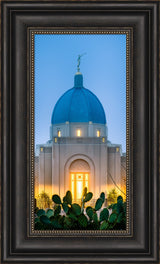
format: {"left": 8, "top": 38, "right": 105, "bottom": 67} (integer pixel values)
{"left": 1, "top": 0, "right": 159, "bottom": 263}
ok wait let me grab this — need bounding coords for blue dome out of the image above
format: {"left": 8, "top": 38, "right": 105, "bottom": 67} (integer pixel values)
{"left": 51, "top": 73, "right": 106, "bottom": 125}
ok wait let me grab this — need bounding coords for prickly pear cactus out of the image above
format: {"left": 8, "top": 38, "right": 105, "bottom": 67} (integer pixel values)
{"left": 34, "top": 189, "right": 126, "bottom": 230}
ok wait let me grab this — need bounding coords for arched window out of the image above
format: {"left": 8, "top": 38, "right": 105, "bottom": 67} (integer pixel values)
{"left": 69, "top": 159, "right": 90, "bottom": 201}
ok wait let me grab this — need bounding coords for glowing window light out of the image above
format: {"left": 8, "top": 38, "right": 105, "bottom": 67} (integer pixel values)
{"left": 70, "top": 173, "right": 89, "bottom": 200}
{"left": 77, "top": 129, "right": 81, "bottom": 137}
{"left": 57, "top": 130, "right": 61, "bottom": 137}
{"left": 97, "top": 130, "right": 100, "bottom": 137}
{"left": 40, "top": 147, "right": 43, "bottom": 152}
{"left": 116, "top": 147, "right": 119, "bottom": 152}
{"left": 102, "top": 137, "right": 105, "bottom": 143}
{"left": 54, "top": 137, "right": 57, "bottom": 143}
{"left": 85, "top": 174, "right": 88, "bottom": 180}
{"left": 72, "top": 181, "right": 74, "bottom": 199}
{"left": 77, "top": 174, "right": 82, "bottom": 180}
{"left": 77, "top": 180, "right": 83, "bottom": 199}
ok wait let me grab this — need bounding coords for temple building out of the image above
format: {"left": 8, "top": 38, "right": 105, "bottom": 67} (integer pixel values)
{"left": 35, "top": 63, "right": 126, "bottom": 202}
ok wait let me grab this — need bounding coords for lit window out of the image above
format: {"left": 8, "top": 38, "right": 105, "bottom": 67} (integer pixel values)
{"left": 116, "top": 147, "right": 119, "bottom": 152}
{"left": 97, "top": 130, "right": 100, "bottom": 137}
{"left": 40, "top": 147, "right": 43, "bottom": 152}
{"left": 57, "top": 130, "right": 61, "bottom": 137}
{"left": 54, "top": 137, "right": 57, "bottom": 143}
{"left": 77, "top": 174, "right": 82, "bottom": 180}
{"left": 71, "top": 173, "right": 89, "bottom": 200}
{"left": 77, "top": 129, "right": 81, "bottom": 137}
{"left": 102, "top": 137, "right": 105, "bottom": 143}
{"left": 85, "top": 174, "right": 88, "bottom": 180}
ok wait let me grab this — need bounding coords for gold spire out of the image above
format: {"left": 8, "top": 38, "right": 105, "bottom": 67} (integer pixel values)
{"left": 77, "top": 53, "right": 86, "bottom": 72}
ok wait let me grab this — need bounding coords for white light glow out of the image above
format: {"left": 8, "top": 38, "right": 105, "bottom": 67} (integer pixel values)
{"left": 77, "top": 129, "right": 81, "bottom": 137}
{"left": 77, "top": 180, "right": 83, "bottom": 199}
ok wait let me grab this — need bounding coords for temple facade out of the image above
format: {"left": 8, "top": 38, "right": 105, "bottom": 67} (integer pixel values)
{"left": 35, "top": 69, "right": 126, "bottom": 202}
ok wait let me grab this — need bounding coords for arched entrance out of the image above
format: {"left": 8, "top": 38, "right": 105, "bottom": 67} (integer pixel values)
{"left": 69, "top": 159, "right": 90, "bottom": 200}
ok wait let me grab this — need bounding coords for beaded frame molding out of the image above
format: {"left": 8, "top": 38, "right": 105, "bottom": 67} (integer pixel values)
{"left": 29, "top": 29, "right": 132, "bottom": 237}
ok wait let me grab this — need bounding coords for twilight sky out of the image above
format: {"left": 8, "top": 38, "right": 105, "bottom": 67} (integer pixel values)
{"left": 35, "top": 34, "right": 126, "bottom": 152}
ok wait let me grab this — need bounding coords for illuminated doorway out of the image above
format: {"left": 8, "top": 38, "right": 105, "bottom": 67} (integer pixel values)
{"left": 71, "top": 173, "right": 89, "bottom": 200}
{"left": 69, "top": 159, "right": 90, "bottom": 200}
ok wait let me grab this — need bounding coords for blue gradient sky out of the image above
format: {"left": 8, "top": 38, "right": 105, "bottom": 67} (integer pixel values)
{"left": 35, "top": 34, "right": 126, "bottom": 152}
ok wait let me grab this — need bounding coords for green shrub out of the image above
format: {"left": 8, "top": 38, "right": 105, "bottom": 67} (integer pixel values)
{"left": 107, "top": 188, "right": 118, "bottom": 205}
{"left": 36, "top": 191, "right": 52, "bottom": 209}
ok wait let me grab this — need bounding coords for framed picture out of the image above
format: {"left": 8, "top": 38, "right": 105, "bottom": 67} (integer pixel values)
{"left": 33, "top": 32, "right": 129, "bottom": 234}
{"left": 1, "top": 0, "right": 159, "bottom": 263}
